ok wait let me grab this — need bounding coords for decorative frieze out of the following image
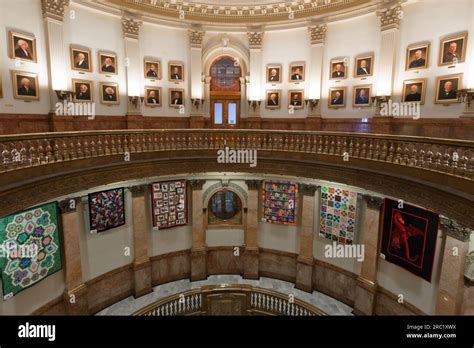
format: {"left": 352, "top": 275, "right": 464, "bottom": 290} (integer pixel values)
{"left": 308, "top": 24, "right": 327, "bottom": 45}
{"left": 58, "top": 197, "right": 80, "bottom": 213}
{"left": 122, "top": 17, "right": 142, "bottom": 39}
{"left": 440, "top": 216, "right": 472, "bottom": 242}
{"left": 188, "top": 30, "right": 205, "bottom": 48}
{"left": 245, "top": 180, "right": 261, "bottom": 190}
{"left": 247, "top": 32, "right": 264, "bottom": 49}
{"left": 300, "top": 184, "right": 319, "bottom": 196}
{"left": 377, "top": 5, "right": 402, "bottom": 31}
{"left": 41, "top": 0, "right": 69, "bottom": 21}
{"left": 362, "top": 194, "right": 384, "bottom": 210}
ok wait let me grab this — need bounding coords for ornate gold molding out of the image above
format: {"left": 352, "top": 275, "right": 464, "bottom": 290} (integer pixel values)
{"left": 377, "top": 4, "right": 402, "bottom": 31}
{"left": 308, "top": 24, "right": 327, "bottom": 45}
{"left": 440, "top": 216, "right": 472, "bottom": 242}
{"left": 300, "top": 183, "right": 319, "bottom": 196}
{"left": 122, "top": 17, "right": 142, "bottom": 39}
{"left": 247, "top": 31, "right": 264, "bottom": 49}
{"left": 41, "top": 0, "right": 70, "bottom": 21}
{"left": 188, "top": 30, "right": 205, "bottom": 48}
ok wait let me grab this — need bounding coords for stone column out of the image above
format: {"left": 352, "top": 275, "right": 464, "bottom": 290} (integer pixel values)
{"left": 58, "top": 198, "right": 88, "bottom": 315}
{"left": 305, "top": 24, "right": 326, "bottom": 129}
{"left": 190, "top": 180, "right": 207, "bottom": 281}
{"left": 130, "top": 185, "right": 152, "bottom": 298}
{"left": 243, "top": 180, "right": 261, "bottom": 279}
{"left": 189, "top": 29, "right": 205, "bottom": 127}
{"left": 353, "top": 195, "right": 383, "bottom": 315}
{"left": 296, "top": 184, "right": 319, "bottom": 292}
{"left": 41, "top": 0, "right": 69, "bottom": 128}
{"left": 247, "top": 31, "right": 264, "bottom": 119}
{"left": 122, "top": 16, "right": 143, "bottom": 128}
{"left": 436, "top": 217, "right": 472, "bottom": 315}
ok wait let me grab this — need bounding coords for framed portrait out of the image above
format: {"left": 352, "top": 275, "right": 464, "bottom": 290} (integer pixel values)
{"left": 72, "top": 79, "right": 93, "bottom": 102}
{"left": 288, "top": 89, "right": 304, "bottom": 109}
{"left": 70, "top": 46, "right": 92, "bottom": 72}
{"left": 330, "top": 58, "right": 348, "bottom": 80}
{"left": 11, "top": 70, "right": 39, "bottom": 101}
{"left": 99, "top": 82, "right": 119, "bottom": 105}
{"left": 144, "top": 59, "right": 161, "bottom": 80}
{"left": 144, "top": 86, "right": 162, "bottom": 107}
{"left": 435, "top": 74, "right": 462, "bottom": 104}
{"left": 328, "top": 87, "right": 346, "bottom": 108}
{"left": 9, "top": 31, "right": 37, "bottom": 63}
{"left": 352, "top": 85, "right": 372, "bottom": 107}
{"left": 266, "top": 64, "right": 282, "bottom": 84}
{"left": 265, "top": 90, "right": 281, "bottom": 109}
{"left": 289, "top": 63, "right": 305, "bottom": 82}
{"left": 169, "top": 62, "right": 184, "bottom": 82}
{"left": 98, "top": 51, "right": 117, "bottom": 75}
{"left": 439, "top": 31, "right": 468, "bottom": 66}
{"left": 402, "top": 79, "right": 426, "bottom": 105}
{"left": 406, "top": 43, "right": 429, "bottom": 71}
{"left": 354, "top": 54, "right": 373, "bottom": 78}
{"left": 169, "top": 88, "right": 185, "bottom": 107}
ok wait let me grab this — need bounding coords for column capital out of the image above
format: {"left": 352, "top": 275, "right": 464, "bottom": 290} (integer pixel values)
{"left": 300, "top": 184, "right": 319, "bottom": 196}
{"left": 466, "top": 251, "right": 474, "bottom": 283}
{"left": 189, "top": 179, "right": 205, "bottom": 190}
{"left": 122, "top": 16, "right": 142, "bottom": 39}
{"left": 440, "top": 216, "right": 472, "bottom": 242}
{"left": 189, "top": 30, "right": 206, "bottom": 48}
{"left": 247, "top": 31, "right": 264, "bottom": 49}
{"left": 41, "top": 0, "right": 69, "bottom": 21}
{"left": 377, "top": 4, "right": 402, "bottom": 31}
{"left": 245, "top": 180, "right": 261, "bottom": 190}
{"left": 308, "top": 24, "right": 327, "bottom": 45}
{"left": 362, "top": 194, "right": 383, "bottom": 210}
{"left": 58, "top": 197, "right": 80, "bottom": 213}
{"left": 130, "top": 184, "right": 147, "bottom": 197}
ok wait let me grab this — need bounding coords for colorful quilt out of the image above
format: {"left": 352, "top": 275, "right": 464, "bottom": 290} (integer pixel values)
{"left": 0, "top": 202, "right": 62, "bottom": 300}
{"left": 151, "top": 180, "right": 187, "bottom": 229}
{"left": 381, "top": 198, "right": 439, "bottom": 282}
{"left": 88, "top": 188, "right": 125, "bottom": 233}
{"left": 262, "top": 181, "right": 297, "bottom": 225}
{"left": 319, "top": 185, "right": 358, "bottom": 244}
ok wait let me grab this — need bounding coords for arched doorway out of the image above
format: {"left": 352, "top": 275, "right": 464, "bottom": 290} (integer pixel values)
{"left": 210, "top": 56, "right": 241, "bottom": 128}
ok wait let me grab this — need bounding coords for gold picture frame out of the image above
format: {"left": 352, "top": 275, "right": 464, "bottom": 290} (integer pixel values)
{"left": 70, "top": 46, "right": 92, "bottom": 73}
{"left": 9, "top": 31, "right": 37, "bottom": 63}
{"left": 98, "top": 51, "right": 118, "bottom": 75}
{"left": 145, "top": 86, "right": 162, "bottom": 107}
{"left": 405, "top": 42, "right": 430, "bottom": 71}
{"left": 434, "top": 74, "right": 462, "bottom": 104}
{"left": 288, "top": 89, "right": 304, "bottom": 109}
{"left": 401, "top": 79, "right": 426, "bottom": 105}
{"left": 72, "top": 79, "right": 94, "bottom": 102}
{"left": 439, "top": 31, "right": 468, "bottom": 66}
{"left": 266, "top": 64, "right": 282, "bottom": 84}
{"left": 330, "top": 58, "right": 348, "bottom": 80}
{"left": 11, "top": 70, "right": 39, "bottom": 101}
{"left": 289, "top": 62, "right": 305, "bottom": 83}
{"left": 328, "top": 87, "right": 346, "bottom": 108}
{"left": 169, "top": 88, "right": 185, "bottom": 107}
{"left": 352, "top": 84, "right": 372, "bottom": 107}
{"left": 99, "top": 82, "right": 119, "bottom": 105}
{"left": 168, "top": 62, "right": 184, "bottom": 82}
{"left": 265, "top": 90, "right": 281, "bottom": 109}
{"left": 144, "top": 59, "right": 161, "bottom": 80}
{"left": 354, "top": 54, "right": 373, "bottom": 78}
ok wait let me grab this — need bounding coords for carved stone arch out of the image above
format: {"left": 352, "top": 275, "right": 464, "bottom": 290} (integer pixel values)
{"left": 203, "top": 181, "right": 248, "bottom": 209}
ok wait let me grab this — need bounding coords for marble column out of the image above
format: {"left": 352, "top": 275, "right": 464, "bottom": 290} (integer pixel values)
{"left": 130, "top": 185, "right": 152, "bottom": 298}
{"left": 436, "top": 217, "right": 472, "bottom": 315}
{"left": 189, "top": 29, "right": 206, "bottom": 126}
{"left": 190, "top": 180, "right": 207, "bottom": 281}
{"left": 243, "top": 180, "right": 261, "bottom": 279}
{"left": 296, "top": 184, "right": 319, "bottom": 292}
{"left": 58, "top": 198, "right": 88, "bottom": 315}
{"left": 353, "top": 195, "right": 383, "bottom": 315}
{"left": 247, "top": 31, "right": 264, "bottom": 119}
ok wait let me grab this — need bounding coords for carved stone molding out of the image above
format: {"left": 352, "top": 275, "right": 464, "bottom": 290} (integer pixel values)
{"left": 300, "top": 184, "right": 319, "bottom": 196}
{"left": 130, "top": 184, "right": 147, "bottom": 197}
{"left": 189, "top": 179, "right": 205, "bottom": 190}
{"left": 308, "top": 24, "right": 327, "bottom": 45}
{"left": 362, "top": 194, "right": 384, "bottom": 210}
{"left": 245, "top": 180, "right": 261, "bottom": 191}
{"left": 41, "top": 0, "right": 69, "bottom": 21}
{"left": 247, "top": 32, "right": 264, "bottom": 49}
{"left": 203, "top": 181, "right": 248, "bottom": 208}
{"left": 189, "top": 30, "right": 205, "bottom": 48}
{"left": 58, "top": 197, "right": 80, "bottom": 213}
{"left": 440, "top": 216, "right": 472, "bottom": 242}
{"left": 122, "top": 17, "right": 142, "bottom": 39}
{"left": 377, "top": 4, "right": 402, "bottom": 31}
{"left": 466, "top": 251, "right": 474, "bottom": 283}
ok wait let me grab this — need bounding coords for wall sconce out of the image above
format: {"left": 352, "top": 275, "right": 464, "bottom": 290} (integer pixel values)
{"left": 371, "top": 95, "right": 391, "bottom": 116}
{"left": 128, "top": 96, "right": 144, "bottom": 108}
{"left": 457, "top": 89, "right": 474, "bottom": 107}
{"left": 55, "top": 90, "right": 74, "bottom": 102}
{"left": 191, "top": 98, "right": 204, "bottom": 109}
{"left": 305, "top": 99, "right": 319, "bottom": 111}
{"left": 248, "top": 100, "right": 261, "bottom": 112}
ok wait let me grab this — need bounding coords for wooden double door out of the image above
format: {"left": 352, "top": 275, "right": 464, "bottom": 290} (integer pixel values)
{"left": 210, "top": 94, "right": 240, "bottom": 129}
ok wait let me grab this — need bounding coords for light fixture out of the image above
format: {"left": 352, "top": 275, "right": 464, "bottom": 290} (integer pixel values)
{"left": 248, "top": 100, "right": 261, "bottom": 112}
{"left": 305, "top": 98, "right": 319, "bottom": 111}
{"left": 457, "top": 88, "right": 474, "bottom": 107}
{"left": 371, "top": 95, "right": 391, "bottom": 116}
{"left": 55, "top": 90, "right": 74, "bottom": 101}
{"left": 191, "top": 98, "right": 204, "bottom": 109}
{"left": 128, "top": 96, "right": 144, "bottom": 108}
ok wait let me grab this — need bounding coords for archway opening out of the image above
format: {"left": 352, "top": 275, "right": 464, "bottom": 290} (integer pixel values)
{"left": 208, "top": 189, "right": 242, "bottom": 225}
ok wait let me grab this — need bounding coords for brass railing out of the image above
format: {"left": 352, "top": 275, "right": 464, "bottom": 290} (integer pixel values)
{"left": 133, "top": 284, "right": 326, "bottom": 316}
{"left": 0, "top": 129, "right": 473, "bottom": 179}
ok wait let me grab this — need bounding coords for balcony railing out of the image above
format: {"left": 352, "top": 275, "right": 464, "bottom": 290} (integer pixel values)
{"left": 133, "top": 284, "right": 326, "bottom": 316}
{"left": 1, "top": 129, "right": 472, "bottom": 179}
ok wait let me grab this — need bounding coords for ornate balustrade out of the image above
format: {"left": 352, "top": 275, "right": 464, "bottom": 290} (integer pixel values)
{"left": 133, "top": 284, "right": 325, "bottom": 316}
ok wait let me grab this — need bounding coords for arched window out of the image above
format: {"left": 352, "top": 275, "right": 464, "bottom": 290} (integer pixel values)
{"left": 208, "top": 190, "right": 242, "bottom": 225}
{"left": 210, "top": 56, "right": 241, "bottom": 92}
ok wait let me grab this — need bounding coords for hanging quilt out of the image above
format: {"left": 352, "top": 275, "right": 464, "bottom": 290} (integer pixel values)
{"left": 380, "top": 198, "right": 439, "bottom": 282}
{"left": 0, "top": 202, "right": 62, "bottom": 300}
{"left": 319, "top": 185, "right": 358, "bottom": 245}
{"left": 88, "top": 188, "right": 125, "bottom": 233}
{"left": 262, "top": 181, "right": 298, "bottom": 225}
{"left": 151, "top": 180, "right": 187, "bottom": 229}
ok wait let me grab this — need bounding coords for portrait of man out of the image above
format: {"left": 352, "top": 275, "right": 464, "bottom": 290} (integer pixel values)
{"left": 73, "top": 79, "right": 93, "bottom": 102}
{"left": 71, "top": 47, "right": 92, "bottom": 72}
{"left": 145, "top": 87, "right": 161, "bottom": 107}
{"left": 100, "top": 83, "right": 119, "bottom": 104}
{"left": 435, "top": 74, "right": 462, "bottom": 103}
{"left": 402, "top": 79, "right": 425, "bottom": 104}
{"left": 289, "top": 63, "right": 305, "bottom": 82}
{"left": 439, "top": 33, "right": 467, "bottom": 66}
{"left": 169, "top": 89, "right": 184, "bottom": 107}
{"left": 330, "top": 60, "right": 347, "bottom": 80}
{"left": 328, "top": 87, "right": 346, "bottom": 108}
{"left": 11, "top": 71, "right": 39, "bottom": 100}
{"left": 288, "top": 90, "right": 304, "bottom": 109}
{"left": 354, "top": 56, "right": 373, "bottom": 77}
{"left": 406, "top": 44, "right": 429, "bottom": 70}
{"left": 169, "top": 64, "right": 184, "bottom": 81}
{"left": 353, "top": 85, "right": 371, "bottom": 107}
{"left": 9, "top": 32, "right": 37, "bottom": 62}
{"left": 99, "top": 52, "right": 117, "bottom": 74}
{"left": 266, "top": 90, "right": 281, "bottom": 109}
{"left": 267, "top": 65, "right": 281, "bottom": 83}
{"left": 144, "top": 60, "right": 161, "bottom": 80}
